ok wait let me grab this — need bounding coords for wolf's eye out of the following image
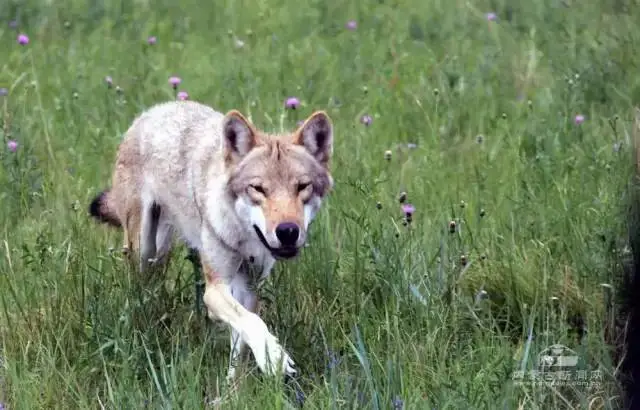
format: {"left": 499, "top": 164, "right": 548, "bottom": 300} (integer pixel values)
{"left": 249, "top": 185, "right": 266, "bottom": 195}
{"left": 297, "top": 182, "right": 311, "bottom": 193}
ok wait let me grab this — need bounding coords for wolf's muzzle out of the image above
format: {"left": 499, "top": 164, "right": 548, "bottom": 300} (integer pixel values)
{"left": 253, "top": 225, "right": 299, "bottom": 260}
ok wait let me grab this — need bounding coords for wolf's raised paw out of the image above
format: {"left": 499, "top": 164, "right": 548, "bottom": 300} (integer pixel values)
{"left": 250, "top": 331, "right": 297, "bottom": 377}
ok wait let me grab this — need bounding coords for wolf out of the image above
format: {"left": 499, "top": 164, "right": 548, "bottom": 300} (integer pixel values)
{"left": 88, "top": 100, "right": 335, "bottom": 380}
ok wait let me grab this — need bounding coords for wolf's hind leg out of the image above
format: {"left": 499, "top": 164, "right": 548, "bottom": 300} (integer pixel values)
{"left": 186, "top": 248, "right": 205, "bottom": 315}
{"left": 122, "top": 198, "right": 142, "bottom": 255}
{"left": 153, "top": 211, "right": 174, "bottom": 270}
{"left": 139, "top": 200, "right": 160, "bottom": 272}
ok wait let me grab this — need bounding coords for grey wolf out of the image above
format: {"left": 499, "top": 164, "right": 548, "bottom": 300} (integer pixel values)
{"left": 88, "top": 100, "right": 335, "bottom": 380}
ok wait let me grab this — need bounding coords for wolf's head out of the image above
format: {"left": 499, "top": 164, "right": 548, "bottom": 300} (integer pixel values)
{"left": 223, "top": 109, "right": 334, "bottom": 260}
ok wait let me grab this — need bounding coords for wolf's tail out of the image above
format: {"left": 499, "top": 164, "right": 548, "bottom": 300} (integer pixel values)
{"left": 88, "top": 188, "right": 121, "bottom": 227}
{"left": 617, "top": 108, "right": 640, "bottom": 407}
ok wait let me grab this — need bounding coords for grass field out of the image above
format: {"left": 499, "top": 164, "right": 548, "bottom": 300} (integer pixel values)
{"left": 1, "top": 0, "right": 640, "bottom": 408}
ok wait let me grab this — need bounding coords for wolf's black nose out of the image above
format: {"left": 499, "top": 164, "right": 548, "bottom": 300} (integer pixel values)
{"left": 275, "top": 222, "right": 300, "bottom": 247}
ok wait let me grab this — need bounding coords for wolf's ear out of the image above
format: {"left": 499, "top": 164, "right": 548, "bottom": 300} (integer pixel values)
{"left": 222, "top": 110, "right": 258, "bottom": 164}
{"left": 293, "top": 111, "right": 333, "bottom": 167}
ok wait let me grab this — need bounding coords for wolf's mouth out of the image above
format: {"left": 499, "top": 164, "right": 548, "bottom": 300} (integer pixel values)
{"left": 253, "top": 225, "right": 299, "bottom": 260}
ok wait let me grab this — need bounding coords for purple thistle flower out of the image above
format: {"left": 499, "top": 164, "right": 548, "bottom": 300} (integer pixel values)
{"left": 147, "top": 36, "right": 157, "bottom": 45}
{"left": 7, "top": 140, "right": 18, "bottom": 152}
{"left": 8, "top": 20, "right": 18, "bottom": 29}
{"left": 169, "top": 76, "right": 182, "bottom": 89}
{"left": 326, "top": 349, "right": 341, "bottom": 369}
{"left": 574, "top": 114, "right": 585, "bottom": 125}
{"left": 177, "top": 91, "right": 189, "bottom": 100}
{"left": 285, "top": 97, "right": 300, "bottom": 109}
{"left": 0, "top": 88, "right": 8, "bottom": 96}
{"left": 346, "top": 20, "right": 357, "bottom": 30}
{"left": 392, "top": 396, "right": 404, "bottom": 410}
{"left": 360, "top": 114, "right": 373, "bottom": 126}
{"left": 402, "top": 203, "right": 415, "bottom": 216}
{"left": 486, "top": 12, "right": 497, "bottom": 21}
{"left": 17, "top": 33, "right": 29, "bottom": 45}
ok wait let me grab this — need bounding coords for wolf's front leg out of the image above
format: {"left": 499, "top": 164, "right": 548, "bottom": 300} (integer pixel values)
{"left": 226, "top": 274, "right": 258, "bottom": 381}
{"left": 202, "top": 263, "right": 296, "bottom": 378}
